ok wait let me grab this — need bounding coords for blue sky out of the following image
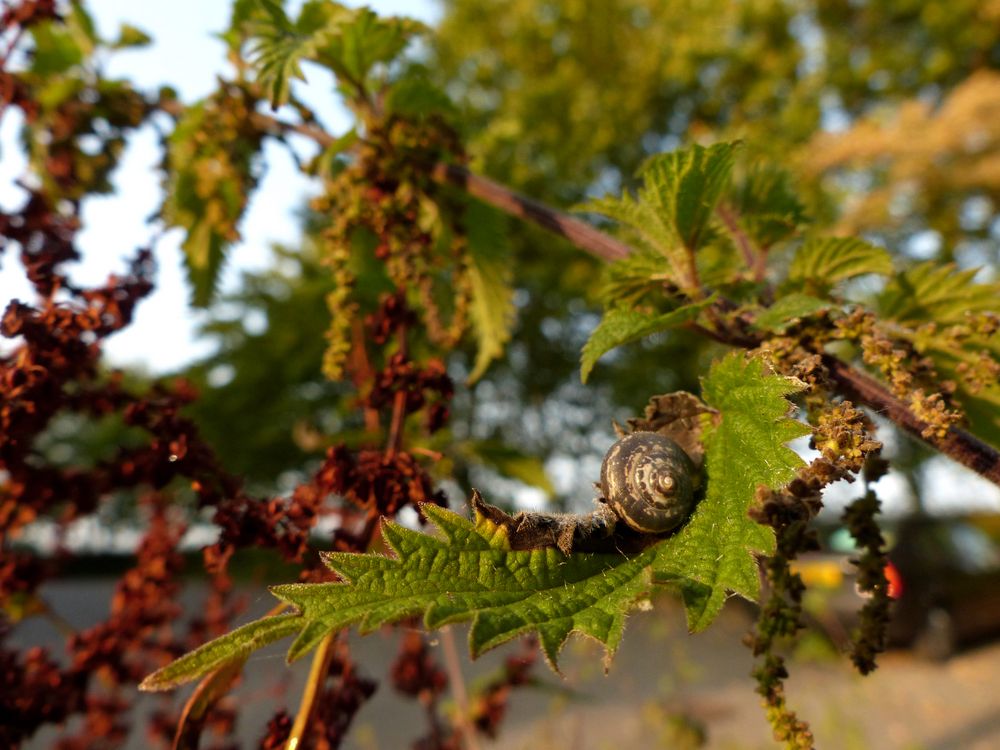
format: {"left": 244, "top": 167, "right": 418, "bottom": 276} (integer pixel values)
{"left": 1, "top": 0, "right": 439, "bottom": 371}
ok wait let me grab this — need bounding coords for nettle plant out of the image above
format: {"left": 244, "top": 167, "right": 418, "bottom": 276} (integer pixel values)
{"left": 4, "top": 2, "right": 1000, "bottom": 749}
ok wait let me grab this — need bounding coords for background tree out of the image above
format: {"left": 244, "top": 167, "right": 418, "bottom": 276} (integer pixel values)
{"left": 2, "top": 1, "right": 1000, "bottom": 749}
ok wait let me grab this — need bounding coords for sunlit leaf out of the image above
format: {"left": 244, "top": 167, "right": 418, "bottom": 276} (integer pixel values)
{"left": 787, "top": 237, "right": 893, "bottom": 296}
{"left": 465, "top": 201, "right": 515, "bottom": 382}
{"left": 580, "top": 298, "right": 715, "bottom": 383}
{"left": 578, "top": 142, "right": 739, "bottom": 293}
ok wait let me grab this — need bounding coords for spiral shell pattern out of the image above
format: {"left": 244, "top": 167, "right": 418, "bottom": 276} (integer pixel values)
{"left": 600, "top": 431, "right": 697, "bottom": 534}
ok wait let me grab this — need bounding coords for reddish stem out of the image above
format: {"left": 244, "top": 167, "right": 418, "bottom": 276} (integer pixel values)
{"left": 385, "top": 327, "right": 409, "bottom": 457}
{"left": 149, "top": 101, "right": 1000, "bottom": 488}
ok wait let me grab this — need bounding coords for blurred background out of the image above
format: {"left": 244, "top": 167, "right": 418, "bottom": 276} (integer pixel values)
{"left": 5, "top": 1, "right": 1000, "bottom": 748}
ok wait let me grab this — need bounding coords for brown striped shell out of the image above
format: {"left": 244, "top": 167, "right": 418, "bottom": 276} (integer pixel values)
{"left": 600, "top": 431, "right": 697, "bottom": 534}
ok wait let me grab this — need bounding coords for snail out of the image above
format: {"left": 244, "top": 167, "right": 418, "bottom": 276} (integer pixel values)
{"left": 468, "top": 430, "right": 702, "bottom": 554}
{"left": 599, "top": 431, "right": 699, "bottom": 534}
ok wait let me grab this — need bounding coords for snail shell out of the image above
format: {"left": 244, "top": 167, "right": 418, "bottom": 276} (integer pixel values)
{"left": 600, "top": 431, "right": 697, "bottom": 534}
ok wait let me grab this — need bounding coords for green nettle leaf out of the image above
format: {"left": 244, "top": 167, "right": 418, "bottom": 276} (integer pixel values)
{"left": 139, "top": 614, "right": 302, "bottom": 691}
{"left": 465, "top": 201, "right": 515, "bottom": 382}
{"left": 657, "top": 353, "right": 810, "bottom": 628}
{"left": 599, "top": 250, "right": 674, "bottom": 307}
{"left": 322, "top": 8, "right": 423, "bottom": 84}
{"left": 247, "top": 0, "right": 353, "bottom": 107}
{"left": 140, "top": 353, "right": 807, "bottom": 691}
{"left": 246, "top": 1, "right": 423, "bottom": 108}
{"left": 727, "top": 163, "right": 807, "bottom": 249}
{"left": 141, "top": 503, "right": 673, "bottom": 686}
{"left": 642, "top": 142, "right": 739, "bottom": 252}
{"left": 161, "top": 97, "right": 262, "bottom": 306}
{"left": 880, "top": 263, "right": 1000, "bottom": 447}
{"left": 786, "top": 237, "right": 893, "bottom": 295}
{"left": 752, "top": 292, "right": 832, "bottom": 333}
{"left": 577, "top": 142, "right": 738, "bottom": 292}
{"left": 878, "top": 262, "right": 1000, "bottom": 324}
{"left": 580, "top": 298, "right": 715, "bottom": 383}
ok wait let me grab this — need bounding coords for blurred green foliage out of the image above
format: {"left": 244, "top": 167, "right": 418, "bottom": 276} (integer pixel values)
{"left": 173, "top": 0, "right": 1000, "bottom": 506}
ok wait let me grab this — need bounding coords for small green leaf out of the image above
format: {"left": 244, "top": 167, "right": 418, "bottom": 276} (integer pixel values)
{"left": 655, "top": 352, "right": 810, "bottom": 628}
{"left": 878, "top": 262, "right": 1000, "bottom": 324}
{"left": 787, "top": 237, "right": 893, "bottom": 295}
{"left": 580, "top": 298, "right": 714, "bottom": 383}
{"left": 577, "top": 142, "right": 738, "bottom": 293}
{"left": 753, "top": 293, "right": 831, "bottom": 333}
{"left": 247, "top": 0, "right": 352, "bottom": 107}
{"left": 727, "top": 163, "right": 807, "bottom": 249}
{"left": 111, "top": 23, "right": 152, "bottom": 49}
{"left": 465, "top": 201, "right": 514, "bottom": 382}
{"left": 247, "top": 1, "right": 424, "bottom": 107}
{"left": 599, "top": 251, "right": 673, "bottom": 307}
{"left": 140, "top": 614, "right": 301, "bottom": 691}
{"left": 322, "top": 8, "right": 423, "bottom": 84}
{"left": 641, "top": 142, "right": 739, "bottom": 252}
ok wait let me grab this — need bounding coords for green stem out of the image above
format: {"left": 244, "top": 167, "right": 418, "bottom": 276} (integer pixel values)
{"left": 286, "top": 632, "right": 338, "bottom": 750}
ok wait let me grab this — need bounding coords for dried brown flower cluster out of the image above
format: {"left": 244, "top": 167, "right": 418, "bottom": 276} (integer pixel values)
{"left": 1, "top": 10, "right": 538, "bottom": 743}
{"left": 0, "top": 218, "right": 526, "bottom": 747}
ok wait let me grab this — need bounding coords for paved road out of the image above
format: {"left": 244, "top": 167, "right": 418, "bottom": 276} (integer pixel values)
{"left": 15, "top": 581, "right": 1000, "bottom": 749}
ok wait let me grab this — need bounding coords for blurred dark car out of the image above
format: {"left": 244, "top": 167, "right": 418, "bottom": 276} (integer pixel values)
{"left": 794, "top": 515, "right": 1000, "bottom": 659}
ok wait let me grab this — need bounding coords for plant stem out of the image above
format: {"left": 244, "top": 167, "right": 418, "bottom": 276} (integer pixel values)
{"left": 286, "top": 631, "right": 338, "bottom": 750}
{"left": 824, "top": 355, "right": 1000, "bottom": 484}
{"left": 151, "top": 101, "right": 1000, "bottom": 488}
{"left": 385, "top": 327, "right": 409, "bottom": 456}
{"left": 429, "top": 163, "right": 631, "bottom": 263}
{"left": 426, "top": 163, "right": 1000, "bottom": 487}
{"left": 349, "top": 319, "right": 380, "bottom": 434}
{"left": 439, "top": 626, "right": 481, "bottom": 750}
{"left": 172, "top": 658, "right": 247, "bottom": 750}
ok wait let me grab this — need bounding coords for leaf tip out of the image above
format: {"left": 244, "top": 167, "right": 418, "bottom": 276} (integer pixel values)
{"left": 137, "top": 673, "right": 167, "bottom": 693}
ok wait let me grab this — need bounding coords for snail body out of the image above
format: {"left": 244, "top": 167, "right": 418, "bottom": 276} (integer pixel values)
{"left": 600, "top": 431, "right": 698, "bottom": 534}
